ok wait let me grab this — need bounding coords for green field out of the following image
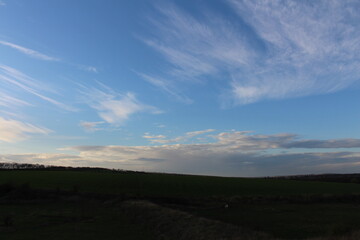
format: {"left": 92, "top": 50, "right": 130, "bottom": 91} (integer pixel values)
{"left": 0, "top": 201, "right": 156, "bottom": 240}
{"left": 180, "top": 203, "right": 360, "bottom": 239}
{"left": 1, "top": 170, "right": 360, "bottom": 197}
{"left": 2, "top": 169, "right": 360, "bottom": 239}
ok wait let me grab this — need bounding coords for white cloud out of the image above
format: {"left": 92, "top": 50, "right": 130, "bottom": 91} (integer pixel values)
{"left": 0, "top": 91, "right": 32, "bottom": 107}
{"left": 97, "top": 93, "right": 144, "bottom": 124}
{"left": 143, "top": 134, "right": 166, "bottom": 139}
{"left": 0, "top": 117, "right": 51, "bottom": 143}
{"left": 78, "top": 130, "right": 360, "bottom": 176}
{"left": 82, "top": 84, "right": 162, "bottom": 125}
{"left": 0, "top": 40, "right": 59, "bottom": 61}
{"left": 0, "top": 64, "right": 76, "bottom": 111}
{"left": 144, "top": 129, "right": 216, "bottom": 144}
{"left": 1, "top": 130, "right": 360, "bottom": 176}
{"left": 139, "top": 73, "right": 192, "bottom": 104}
{"left": 139, "top": 5, "right": 251, "bottom": 102}
{"left": 186, "top": 129, "right": 216, "bottom": 138}
{"left": 60, "top": 130, "right": 360, "bottom": 176}
{"left": 2, "top": 150, "right": 360, "bottom": 177}
{"left": 142, "top": 130, "right": 360, "bottom": 151}
{"left": 79, "top": 121, "right": 104, "bottom": 132}
{"left": 226, "top": 0, "right": 360, "bottom": 104}
{"left": 0, "top": 109, "right": 24, "bottom": 119}
{"left": 0, "top": 1, "right": 5, "bottom": 6}
{"left": 0, "top": 153, "right": 80, "bottom": 166}
{"left": 142, "top": 1, "right": 360, "bottom": 105}
{"left": 0, "top": 40, "right": 101, "bottom": 76}
{"left": 0, "top": 64, "right": 45, "bottom": 90}
{"left": 77, "top": 65, "right": 98, "bottom": 73}
{"left": 85, "top": 66, "right": 98, "bottom": 73}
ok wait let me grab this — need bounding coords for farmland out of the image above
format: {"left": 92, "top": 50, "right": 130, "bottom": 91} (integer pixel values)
{"left": 1, "top": 167, "right": 360, "bottom": 239}
{"left": 1, "top": 170, "right": 360, "bottom": 197}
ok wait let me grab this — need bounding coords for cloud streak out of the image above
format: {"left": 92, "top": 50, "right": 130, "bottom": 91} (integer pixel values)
{"left": 79, "top": 121, "right": 104, "bottom": 132}
{"left": 142, "top": 130, "right": 360, "bottom": 150}
{"left": 144, "top": 129, "right": 216, "bottom": 144}
{"left": 81, "top": 83, "right": 162, "bottom": 126}
{"left": 142, "top": 1, "right": 360, "bottom": 105}
{"left": 0, "top": 41, "right": 98, "bottom": 74}
{"left": 0, "top": 117, "right": 51, "bottom": 142}
{"left": 139, "top": 73, "right": 192, "bottom": 104}
{"left": 227, "top": 0, "right": 360, "bottom": 104}
{"left": 0, "top": 40, "right": 59, "bottom": 61}
{"left": 0, "top": 91, "right": 32, "bottom": 107}
{"left": 0, "top": 65, "right": 76, "bottom": 111}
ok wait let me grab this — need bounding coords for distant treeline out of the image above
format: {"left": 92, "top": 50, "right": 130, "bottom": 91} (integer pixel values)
{"left": 0, "top": 162, "right": 124, "bottom": 172}
{"left": 2, "top": 163, "right": 360, "bottom": 184}
{"left": 271, "top": 174, "right": 360, "bottom": 184}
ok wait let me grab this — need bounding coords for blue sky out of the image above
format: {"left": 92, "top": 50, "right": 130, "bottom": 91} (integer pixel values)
{"left": 0, "top": 0, "right": 360, "bottom": 176}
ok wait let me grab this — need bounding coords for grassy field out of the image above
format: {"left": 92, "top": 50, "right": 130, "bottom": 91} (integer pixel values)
{"left": 1, "top": 170, "right": 360, "bottom": 197}
{"left": 2, "top": 169, "right": 360, "bottom": 239}
{"left": 0, "top": 201, "right": 156, "bottom": 240}
{"left": 179, "top": 203, "right": 360, "bottom": 239}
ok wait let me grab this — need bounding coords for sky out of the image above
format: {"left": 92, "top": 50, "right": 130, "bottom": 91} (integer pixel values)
{"left": 0, "top": 0, "right": 360, "bottom": 177}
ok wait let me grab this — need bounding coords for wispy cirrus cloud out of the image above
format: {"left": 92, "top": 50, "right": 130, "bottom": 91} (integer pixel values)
{"left": 0, "top": 40, "right": 99, "bottom": 74}
{"left": 81, "top": 83, "right": 162, "bottom": 126}
{"left": 0, "top": 1, "right": 6, "bottom": 6}
{"left": 0, "top": 40, "right": 60, "bottom": 61}
{"left": 139, "top": 4, "right": 249, "bottom": 102}
{"left": 138, "top": 73, "right": 192, "bottom": 104}
{"left": 0, "top": 117, "right": 51, "bottom": 143}
{"left": 142, "top": 1, "right": 360, "bottom": 105}
{"left": 0, "top": 91, "right": 32, "bottom": 107}
{"left": 0, "top": 65, "right": 76, "bottom": 111}
{"left": 227, "top": 0, "right": 360, "bottom": 104}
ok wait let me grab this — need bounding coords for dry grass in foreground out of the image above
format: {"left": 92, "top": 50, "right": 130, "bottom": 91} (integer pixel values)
{"left": 121, "top": 200, "right": 360, "bottom": 240}
{"left": 309, "top": 231, "right": 360, "bottom": 240}
{"left": 121, "top": 200, "right": 273, "bottom": 240}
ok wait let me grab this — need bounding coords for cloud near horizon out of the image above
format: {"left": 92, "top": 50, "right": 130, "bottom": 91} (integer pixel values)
{"left": 1, "top": 131, "right": 360, "bottom": 176}
{"left": 57, "top": 131, "right": 360, "bottom": 176}
{"left": 143, "top": 129, "right": 215, "bottom": 144}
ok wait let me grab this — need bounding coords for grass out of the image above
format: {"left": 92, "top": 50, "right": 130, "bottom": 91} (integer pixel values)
{"left": 2, "top": 169, "right": 360, "bottom": 239}
{"left": 1, "top": 170, "right": 360, "bottom": 197}
{"left": 180, "top": 203, "right": 360, "bottom": 239}
{"left": 0, "top": 201, "right": 156, "bottom": 240}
